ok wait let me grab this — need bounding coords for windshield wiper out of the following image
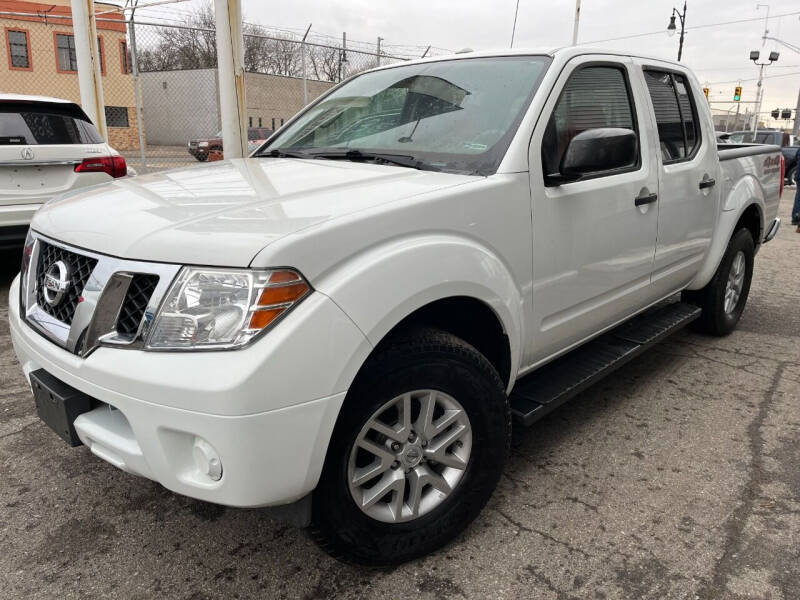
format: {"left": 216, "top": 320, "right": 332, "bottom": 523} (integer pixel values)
{"left": 261, "top": 148, "right": 312, "bottom": 159}
{"left": 309, "top": 149, "right": 439, "bottom": 171}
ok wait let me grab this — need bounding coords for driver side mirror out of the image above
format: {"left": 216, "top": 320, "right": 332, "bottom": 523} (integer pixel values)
{"left": 559, "top": 128, "right": 638, "bottom": 181}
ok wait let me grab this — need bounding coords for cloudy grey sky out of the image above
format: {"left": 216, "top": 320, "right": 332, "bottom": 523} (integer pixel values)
{"left": 137, "top": 0, "right": 800, "bottom": 126}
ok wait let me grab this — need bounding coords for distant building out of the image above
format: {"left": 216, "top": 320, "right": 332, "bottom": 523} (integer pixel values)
{"left": 1, "top": 0, "right": 142, "bottom": 149}
{"left": 140, "top": 69, "right": 334, "bottom": 145}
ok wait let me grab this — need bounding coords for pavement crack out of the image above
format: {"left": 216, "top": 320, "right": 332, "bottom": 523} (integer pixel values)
{"left": 0, "top": 419, "right": 38, "bottom": 440}
{"left": 524, "top": 564, "right": 578, "bottom": 600}
{"left": 696, "top": 360, "right": 788, "bottom": 599}
{"left": 494, "top": 508, "right": 592, "bottom": 559}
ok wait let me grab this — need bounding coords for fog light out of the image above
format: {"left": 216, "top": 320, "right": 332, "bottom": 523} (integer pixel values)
{"left": 192, "top": 437, "right": 222, "bottom": 481}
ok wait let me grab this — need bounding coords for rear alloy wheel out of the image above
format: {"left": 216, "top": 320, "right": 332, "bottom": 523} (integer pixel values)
{"left": 310, "top": 328, "right": 510, "bottom": 565}
{"left": 684, "top": 227, "right": 754, "bottom": 335}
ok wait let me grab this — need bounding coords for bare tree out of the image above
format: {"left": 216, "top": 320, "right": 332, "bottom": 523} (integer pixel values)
{"left": 135, "top": 2, "right": 349, "bottom": 81}
{"left": 308, "top": 44, "right": 340, "bottom": 82}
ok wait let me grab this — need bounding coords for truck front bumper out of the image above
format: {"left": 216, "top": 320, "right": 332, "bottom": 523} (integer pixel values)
{"left": 9, "top": 275, "right": 371, "bottom": 508}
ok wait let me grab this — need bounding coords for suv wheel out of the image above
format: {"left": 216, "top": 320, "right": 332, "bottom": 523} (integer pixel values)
{"left": 310, "top": 328, "right": 510, "bottom": 565}
{"left": 683, "top": 227, "right": 754, "bottom": 335}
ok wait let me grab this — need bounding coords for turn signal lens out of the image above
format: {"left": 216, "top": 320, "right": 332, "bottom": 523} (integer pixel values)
{"left": 249, "top": 272, "right": 310, "bottom": 329}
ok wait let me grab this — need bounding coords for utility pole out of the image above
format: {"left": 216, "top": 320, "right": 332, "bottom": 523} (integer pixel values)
{"left": 376, "top": 36, "right": 382, "bottom": 66}
{"left": 510, "top": 0, "right": 520, "bottom": 48}
{"left": 214, "top": 0, "right": 247, "bottom": 158}
{"left": 793, "top": 87, "right": 800, "bottom": 137}
{"left": 70, "top": 0, "right": 107, "bottom": 140}
{"left": 572, "top": 0, "right": 581, "bottom": 46}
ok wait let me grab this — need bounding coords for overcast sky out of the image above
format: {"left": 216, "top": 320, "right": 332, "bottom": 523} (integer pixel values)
{"left": 138, "top": 0, "right": 800, "bottom": 127}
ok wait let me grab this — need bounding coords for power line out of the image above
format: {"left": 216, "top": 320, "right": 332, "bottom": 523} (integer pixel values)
{"left": 705, "top": 70, "right": 800, "bottom": 85}
{"left": 580, "top": 10, "right": 800, "bottom": 45}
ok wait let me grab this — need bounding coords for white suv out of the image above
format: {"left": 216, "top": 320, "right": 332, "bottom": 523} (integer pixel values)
{"left": 0, "top": 94, "right": 130, "bottom": 249}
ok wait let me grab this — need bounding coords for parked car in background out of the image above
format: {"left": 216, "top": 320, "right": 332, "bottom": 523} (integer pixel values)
{"left": 188, "top": 127, "right": 273, "bottom": 161}
{"left": 10, "top": 48, "right": 783, "bottom": 565}
{"left": 725, "top": 129, "right": 797, "bottom": 185}
{"left": 0, "top": 94, "right": 130, "bottom": 249}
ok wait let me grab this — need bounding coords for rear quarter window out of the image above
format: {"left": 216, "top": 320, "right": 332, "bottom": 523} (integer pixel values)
{"left": 0, "top": 102, "right": 103, "bottom": 145}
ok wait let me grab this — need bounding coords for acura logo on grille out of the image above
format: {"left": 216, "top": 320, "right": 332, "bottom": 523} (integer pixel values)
{"left": 43, "top": 260, "right": 70, "bottom": 306}
{"left": 20, "top": 147, "right": 35, "bottom": 160}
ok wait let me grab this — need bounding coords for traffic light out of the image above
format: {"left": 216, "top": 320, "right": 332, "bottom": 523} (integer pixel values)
{"left": 703, "top": 87, "right": 709, "bottom": 98}
{"left": 781, "top": 109, "right": 792, "bottom": 120}
{"left": 734, "top": 86, "right": 742, "bottom": 102}
{"left": 771, "top": 109, "right": 780, "bottom": 119}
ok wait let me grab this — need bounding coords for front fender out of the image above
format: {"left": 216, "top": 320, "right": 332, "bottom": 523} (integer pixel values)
{"left": 688, "top": 174, "right": 764, "bottom": 290}
{"left": 313, "top": 233, "right": 524, "bottom": 389}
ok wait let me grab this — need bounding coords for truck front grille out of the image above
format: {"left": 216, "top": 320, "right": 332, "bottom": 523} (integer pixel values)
{"left": 35, "top": 242, "right": 98, "bottom": 325}
{"left": 116, "top": 274, "right": 160, "bottom": 337}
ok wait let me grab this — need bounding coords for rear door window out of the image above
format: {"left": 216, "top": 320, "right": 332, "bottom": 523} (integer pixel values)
{"left": 644, "top": 70, "right": 701, "bottom": 162}
{"left": 0, "top": 102, "right": 102, "bottom": 145}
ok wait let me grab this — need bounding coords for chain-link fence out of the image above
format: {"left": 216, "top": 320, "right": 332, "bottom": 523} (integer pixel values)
{"left": 1, "top": 9, "right": 426, "bottom": 174}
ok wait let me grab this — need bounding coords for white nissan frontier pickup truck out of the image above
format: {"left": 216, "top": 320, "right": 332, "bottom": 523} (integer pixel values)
{"left": 9, "top": 47, "right": 783, "bottom": 564}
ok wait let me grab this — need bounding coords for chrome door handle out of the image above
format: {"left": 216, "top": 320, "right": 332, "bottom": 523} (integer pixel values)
{"left": 698, "top": 178, "right": 716, "bottom": 190}
{"left": 634, "top": 192, "right": 658, "bottom": 206}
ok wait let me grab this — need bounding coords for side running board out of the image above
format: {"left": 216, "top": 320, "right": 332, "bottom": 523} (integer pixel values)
{"left": 509, "top": 301, "right": 701, "bottom": 426}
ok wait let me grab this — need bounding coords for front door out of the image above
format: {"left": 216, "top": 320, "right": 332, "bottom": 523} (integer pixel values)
{"left": 526, "top": 56, "right": 660, "bottom": 366}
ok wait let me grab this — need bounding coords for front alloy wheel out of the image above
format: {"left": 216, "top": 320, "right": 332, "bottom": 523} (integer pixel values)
{"left": 310, "top": 328, "right": 510, "bottom": 565}
{"left": 347, "top": 390, "right": 472, "bottom": 523}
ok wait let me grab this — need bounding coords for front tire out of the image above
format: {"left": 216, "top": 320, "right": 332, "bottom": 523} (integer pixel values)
{"left": 310, "top": 328, "right": 510, "bottom": 565}
{"left": 683, "top": 227, "right": 754, "bottom": 336}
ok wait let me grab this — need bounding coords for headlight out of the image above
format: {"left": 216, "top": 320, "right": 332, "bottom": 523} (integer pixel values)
{"left": 146, "top": 267, "right": 310, "bottom": 350}
{"left": 19, "top": 228, "right": 35, "bottom": 310}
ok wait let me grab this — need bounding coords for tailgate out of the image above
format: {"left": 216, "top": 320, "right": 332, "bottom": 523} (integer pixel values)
{"left": 0, "top": 144, "right": 109, "bottom": 206}
{"left": 1, "top": 99, "right": 111, "bottom": 206}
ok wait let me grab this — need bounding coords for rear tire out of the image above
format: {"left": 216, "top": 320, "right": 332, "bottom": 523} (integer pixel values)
{"left": 310, "top": 328, "right": 510, "bottom": 565}
{"left": 682, "top": 227, "right": 754, "bottom": 336}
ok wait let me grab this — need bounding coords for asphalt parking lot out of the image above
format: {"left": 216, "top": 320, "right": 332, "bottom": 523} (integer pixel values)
{"left": 1, "top": 191, "right": 798, "bottom": 600}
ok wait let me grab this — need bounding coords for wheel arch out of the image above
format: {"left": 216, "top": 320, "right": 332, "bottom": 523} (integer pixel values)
{"left": 687, "top": 191, "right": 764, "bottom": 292}
{"left": 319, "top": 233, "right": 525, "bottom": 394}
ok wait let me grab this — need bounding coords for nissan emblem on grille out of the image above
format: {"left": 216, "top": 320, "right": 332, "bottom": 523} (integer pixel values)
{"left": 42, "top": 260, "right": 70, "bottom": 306}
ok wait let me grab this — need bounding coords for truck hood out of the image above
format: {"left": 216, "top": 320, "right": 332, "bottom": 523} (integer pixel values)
{"left": 32, "top": 158, "right": 476, "bottom": 266}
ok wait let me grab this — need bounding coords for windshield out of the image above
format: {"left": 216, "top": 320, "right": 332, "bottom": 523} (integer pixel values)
{"left": 260, "top": 56, "right": 550, "bottom": 174}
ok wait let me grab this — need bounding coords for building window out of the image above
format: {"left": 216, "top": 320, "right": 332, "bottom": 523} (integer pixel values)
{"left": 105, "top": 106, "right": 129, "bottom": 128}
{"left": 271, "top": 117, "right": 276, "bottom": 129}
{"left": 7, "top": 28, "right": 32, "bottom": 70}
{"left": 120, "top": 39, "right": 130, "bottom": 74}
{"left": 55, "top": 33, "right": 77, "bottom": 71}
{"left": 258, "top": 117, "right": 262, "bottom": 127}
{"left": 54, "top": 33, "right": 105, "bottom": 73}
{"left": 248, "top": 116, "right": 253, "bottom": 127}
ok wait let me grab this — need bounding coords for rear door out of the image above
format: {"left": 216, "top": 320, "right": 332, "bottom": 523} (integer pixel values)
{"left": 527, "top": 55, "right": 660, "bottom": 364}
{"left": 0, "top": 101, "right": 108, "bottom": 207}
{"left": 637, "top": 66, "right": 719, "bottom": 296}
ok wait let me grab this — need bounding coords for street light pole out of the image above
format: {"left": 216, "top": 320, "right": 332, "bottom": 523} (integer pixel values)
{"left": 750, "top": 47, "right": 779, "bottom": 135}
{"left": 666, "top": 1, "right": 687, "bottom": 62}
